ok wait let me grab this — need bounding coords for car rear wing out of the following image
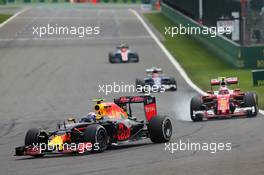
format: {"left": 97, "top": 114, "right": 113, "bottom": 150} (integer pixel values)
{"left": 211, "top": 77, "right": 239, "bottom": 86}
{"left": 146, "top": 67, "right": 163, "bottom": 75}
{"left": 114, "top": 95, "right": 157, "bottom": 122}
{"left": 117, "top": 44, "right": 129, "bottom": 49}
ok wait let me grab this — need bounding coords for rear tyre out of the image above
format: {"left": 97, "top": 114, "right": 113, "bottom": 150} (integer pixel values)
{"left": 134, "top": 53, "right": 139, "bottom": 63}
{"left": 108, "top": 53, "right": 114, "bottom": 63}
{"left": 128, "top": 53, "right": 139, "bottom": 63}
{"left": 243, "top": 92, "right": 258, "bottom": 117}
{"left": 190, "top": 96, "right": 203, "bottom": 122}
{"left": 170, "top": 78, "right": 177, "bottom": 91}
{"left": 149, "top": 116, "right": 172, "bottom": 143}
{"left": 136, "top": 79, "right": 145, "bottom": 93}
{"left": 83, "top": 124, "right": 108, "bottom": 153}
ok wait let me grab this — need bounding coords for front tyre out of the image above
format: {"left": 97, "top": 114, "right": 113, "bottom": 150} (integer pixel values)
{"left": 148, "top": 116, "right": 172, "bottom": 143}
{"left": 24, "top": 128, "right": 46, "bottom": 157}
{"left": 190, "top": 96, "right": 203, "bottom": 122}
{"left": 243, "top": 92, "right": 258, "bottom": 117}
{"left": 83, "top": 124, "right": 108, "bottom": 153}
{"left": 25, "top": 128, "right": 40, "bottom": 146}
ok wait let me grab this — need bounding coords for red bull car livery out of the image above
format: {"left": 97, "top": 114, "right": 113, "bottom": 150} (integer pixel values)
{"left": 15, "top": 95, "right": 172, "bottom": 157}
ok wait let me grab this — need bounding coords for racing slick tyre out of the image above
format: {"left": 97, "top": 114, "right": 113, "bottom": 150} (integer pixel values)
{"left": 108, "top": 53, "right": 115, "bottom": 63}
{"left": 136, "top": 79, "right": 145, "bottom": 93}
{"left": 148, "top": 116, "right": 172, "bottom": 143}
{"left": 25, "top": 128, "right": 47, "bottom": 157}
{"left": 128, "top": 53, "right": 139, "bottom": 63}
{"left": 170, "top": 78, "right": 177, "bottom": 91}
{"left": 83, "top": 124, "right": 108, "bottom": 153}
{"left": 190, "top": 96, "right": 203, "bottom": 122}
{"left": 25, "top": 128, "right": 41, "bottom": 146}
{"left": 133, "top": 53, "right": 139, "bottom": 63}
{"left": 243, "top": 92, "right": 258, "bottom": 117}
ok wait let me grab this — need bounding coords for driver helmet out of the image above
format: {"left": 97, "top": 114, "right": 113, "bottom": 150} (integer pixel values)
{"left": 67, "top": 117, "right": 76, "bottom": 124}
{"left": 152, "top": 68, "right": 159, "bottom": 78}
{"left": 119, "top": 44, "right": 127, "bottom": 52}
{"left": 219, "top": 86, "right": 229, "bottom": 94}
{"left": 219, "top": 79, "right": 229, "bottom": 93}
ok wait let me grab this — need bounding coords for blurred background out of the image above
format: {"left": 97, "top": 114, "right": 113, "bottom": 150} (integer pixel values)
{"left": 163, "top": 0, "right": 264, "bottom": 46}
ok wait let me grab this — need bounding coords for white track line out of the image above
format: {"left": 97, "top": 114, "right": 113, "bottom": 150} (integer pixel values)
{"left": 0, "top": 8, "right": 29, "bottom": 29}
{"left": 130, "top": 9, "right": 264, "bottom": 115}
{"left": 130, "top": 9, "right": 206, "bottom": 95}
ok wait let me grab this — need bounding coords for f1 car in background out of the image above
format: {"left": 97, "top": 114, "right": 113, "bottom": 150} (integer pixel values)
{"left": 136, "top": 67, "right": 177, "bottom": 93}
{"left": 108, "top": 44, "right": 139, "bottom": 63}
{"left": 15, "top": 96, "right": 172, "bottom": 157}
{"left": 190, "top": 77, "right": 258, "bottom": 122}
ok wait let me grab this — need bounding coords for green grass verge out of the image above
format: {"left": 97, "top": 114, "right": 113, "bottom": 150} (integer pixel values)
{"left": 144, "top": 13, "right": 264, "bottom": 109}
{"left": 0, "top": 14, "right": 11, "bottom": 23}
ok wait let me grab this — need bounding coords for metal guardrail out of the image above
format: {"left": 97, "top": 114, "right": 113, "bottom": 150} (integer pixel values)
{"left": 161, "top": 3, "right": 264, "bottom": 69}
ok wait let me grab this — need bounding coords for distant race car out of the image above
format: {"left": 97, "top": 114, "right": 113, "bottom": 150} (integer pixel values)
{"left": 108, "top": 44, "right": 139, "bottom": 63}
{"left": 136, "top": 67, "right": 177, "bottom": 93}
{"left": 190, "top": 77, "right": 259, "bottom": 122}
{"left": 15, "top": 96, "right": 172, "bottom": 157}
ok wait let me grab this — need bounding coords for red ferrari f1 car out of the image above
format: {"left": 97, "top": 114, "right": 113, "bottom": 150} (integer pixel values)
{"left": 190, "top": 77, "right": 258, "bottom": 122}
{"left": 15, "top": 95, "right": 172, "bottom": 157}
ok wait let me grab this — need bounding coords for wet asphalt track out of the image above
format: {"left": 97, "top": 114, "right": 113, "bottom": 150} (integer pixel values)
{"left": 0, "top": 5, "right": 264, "bottom": 175}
